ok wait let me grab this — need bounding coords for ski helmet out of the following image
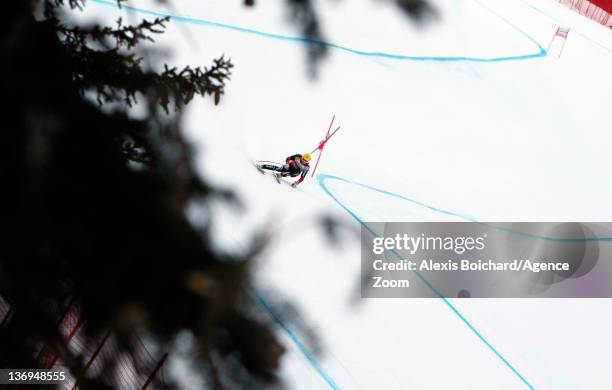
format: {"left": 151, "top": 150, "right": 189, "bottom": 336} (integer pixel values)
{"left": 302, "top": 153, "right": 312, "bottom": 162}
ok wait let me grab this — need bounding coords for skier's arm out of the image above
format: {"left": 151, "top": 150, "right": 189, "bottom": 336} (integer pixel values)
{"left": 291, "top": 167, "right": 309, "bottom": 187}
{"left": 286, "top": 154, "right": 300, "bottom": 163}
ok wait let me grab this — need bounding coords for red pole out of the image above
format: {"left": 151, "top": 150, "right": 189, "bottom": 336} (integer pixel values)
{"left": 36, "top": 297, "right": 76, "bottom": 363}
{"left": 47, "top": 316, "right": 84, "bottom": 369}
{"left": 311, "top": 115, "right": 335, "bottom": 154}
{"left": 310, "top": 126, "right": 340, "bottom": 177}
{"left": 310, "top": 151, "right": 323, "bottom": 178}
{"left": 546, "top": 27, "right": 560, "bottom": 52}
{"left": 558, "top": 33, "right": 569, "bottom": 58}
{"left": 141, "top": 353, "right": 168, "bottom": 390}
{"left": 72, "top": 330, "right": 112, "bottom": 390}
{"left": 326, "top": 115, "right": 335, "bottom": 135}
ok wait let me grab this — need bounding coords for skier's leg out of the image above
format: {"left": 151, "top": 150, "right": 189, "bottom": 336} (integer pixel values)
{"left": 260, "top": 164, "right": 291, "bottom": 177}
{"left": 273, "top": 164, "right": 291, "bottom": 181}
{"left": 276, "top": 164, "right": 290, "bottom": 176}
{"left": 261, "top": 164, "right": 281, "bottom": 171}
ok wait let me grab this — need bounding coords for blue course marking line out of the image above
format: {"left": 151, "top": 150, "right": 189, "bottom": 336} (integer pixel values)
{"left": 250, "top": 288, "right": 340, "bottom": 390}
{"left": 317, "top": 175, "right": 612, "bottom": 243}
{"left": 82, "top": 1, "right": 560, "bottom": 387}
{"left": 91, "top": 0, "right": 546, "bottom": 62}
{"left": 317, "top": 174, "right": 536, "bottom": 389}
{"left": 86, "top": 2, "right": 337, "bottom": 387}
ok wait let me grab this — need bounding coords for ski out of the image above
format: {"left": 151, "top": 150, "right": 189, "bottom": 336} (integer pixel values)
{"left": 252, "top": 161, "right": 297, "bottom": 188}
{"left": 253, "top": 162, "right": 265, "bottom": 174}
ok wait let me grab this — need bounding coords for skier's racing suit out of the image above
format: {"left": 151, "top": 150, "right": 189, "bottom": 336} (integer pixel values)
{"left": 265, "top": 154, "right": 310, "bottom": 187}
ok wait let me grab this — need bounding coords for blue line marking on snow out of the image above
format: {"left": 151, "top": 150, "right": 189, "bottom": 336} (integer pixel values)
{"left": 317, "top": 173, "right": 536, "bottom": 389}
{"left": 317, "top": 174, "right": 612, "bottom": 243}
{"left": 250, "top": 288, "right": 340, "bottom": 390}
{"left": 84, "top": 1, "right": 607, "bottom": 387}
{"left": 90, "top": 0, "right": 546, "bottom": 62}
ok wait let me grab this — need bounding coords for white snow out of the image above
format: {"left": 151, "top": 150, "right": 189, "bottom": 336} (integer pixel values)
{"left": 82, "top": 0, "right": 612, "bottom": 388}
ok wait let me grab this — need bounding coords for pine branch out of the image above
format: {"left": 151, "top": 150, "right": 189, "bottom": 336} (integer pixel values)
{"left": 45, "top": 0, "right": 126, "bottom": 10}
{"left": 157, "top": 58, "right": 233, "bottom": 111}
{"left": 43, "top": 0, "right": 127, "bottom": 19}
{"left": 58, "top": 17, "right": 169, "bottom": 49}
{"left": 56, "top": 17, "right": 232, "bottom": 111}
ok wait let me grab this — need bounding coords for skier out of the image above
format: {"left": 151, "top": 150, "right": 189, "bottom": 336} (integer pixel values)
{"left": 260, "top": 153, "right": 312, "bottom": 188}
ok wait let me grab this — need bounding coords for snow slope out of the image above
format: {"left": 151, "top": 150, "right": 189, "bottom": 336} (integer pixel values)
{"left": 84, "top": 0, "right": 612, "bottom": 388}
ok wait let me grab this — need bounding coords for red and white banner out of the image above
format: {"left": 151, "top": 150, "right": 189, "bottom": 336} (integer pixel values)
{"left": 558, "top": 0, "right": 612, "bottom": 26}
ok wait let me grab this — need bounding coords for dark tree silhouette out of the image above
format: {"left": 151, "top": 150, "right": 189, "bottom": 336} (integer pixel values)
{"left": 282, "top": 0, "right": 437, "bottom": 75}
{"left": 0, "top": 0, "right": 432, "bottom": 388}
{"left": 1, "top": 1, "right": 281, "bottom": 388}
